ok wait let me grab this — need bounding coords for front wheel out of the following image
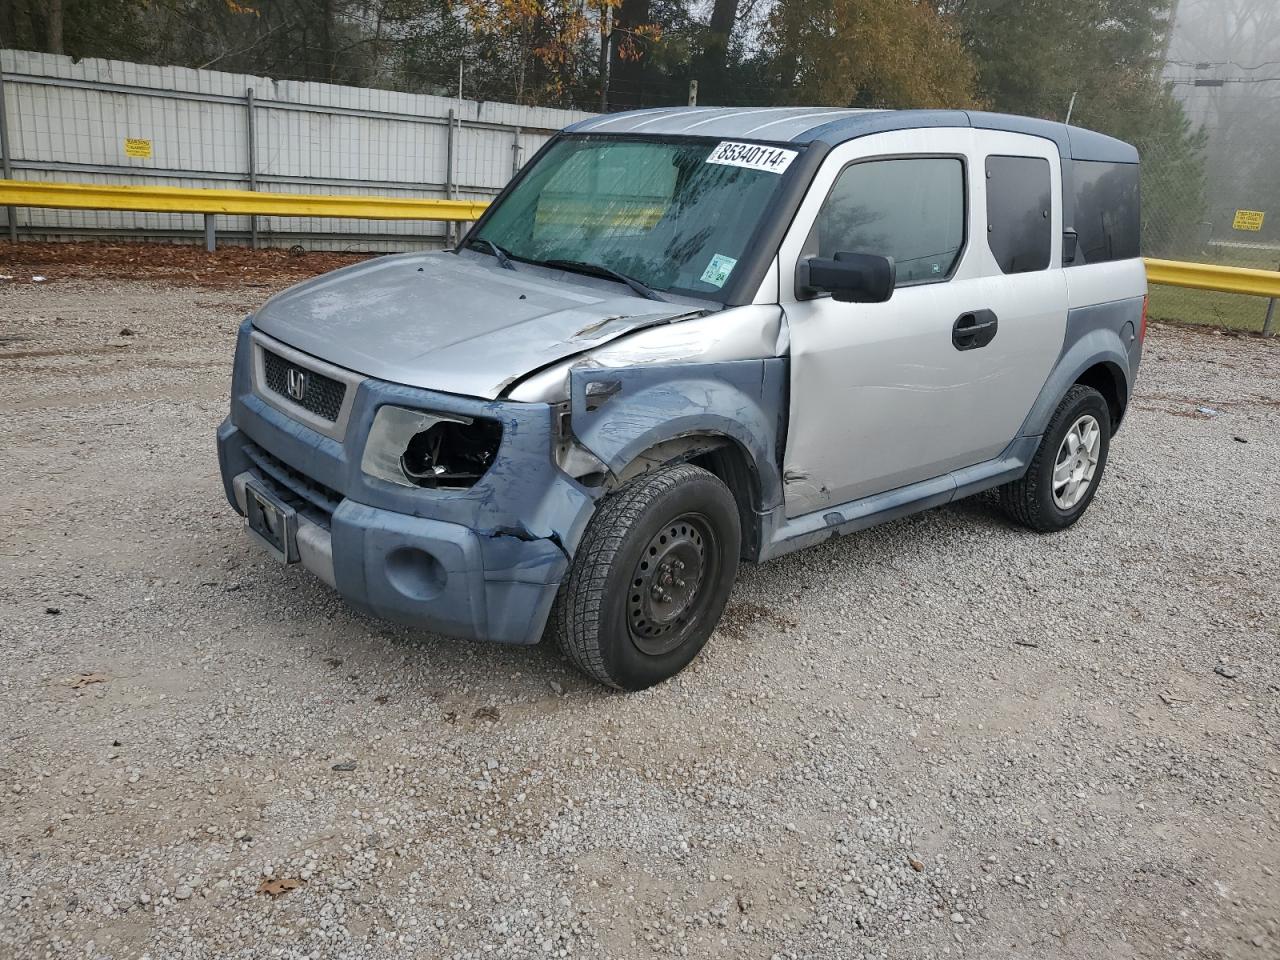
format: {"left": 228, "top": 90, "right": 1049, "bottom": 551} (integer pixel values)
{"left": 552, "top": 463, "right": 741, "bottom": 690}
{"left": 999, "top": 383, "right": 1112, "bottom": 532}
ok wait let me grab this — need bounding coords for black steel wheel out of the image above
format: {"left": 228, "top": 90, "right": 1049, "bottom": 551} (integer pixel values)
{"left": 625, "top": 513, "right": 720, "bottom": 656}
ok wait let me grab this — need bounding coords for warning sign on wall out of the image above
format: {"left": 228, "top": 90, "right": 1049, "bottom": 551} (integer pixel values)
{"left": 1232, "top": 209, "right": 1265, "bottom": 231}
{"left": 124, "top": 138, "right": 153, "bottom": 159}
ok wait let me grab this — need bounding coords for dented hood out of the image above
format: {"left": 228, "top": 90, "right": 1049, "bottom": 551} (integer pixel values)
{"left": 251, "top": 251, "right": 699, "bottom": 399}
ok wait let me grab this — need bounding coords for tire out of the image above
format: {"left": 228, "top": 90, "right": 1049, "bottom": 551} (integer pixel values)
{"left": 999, "top": 384, "right": 1111, "bottom": 532}
{"left": 552, "top": 463, "right": 741, "bottom": 690}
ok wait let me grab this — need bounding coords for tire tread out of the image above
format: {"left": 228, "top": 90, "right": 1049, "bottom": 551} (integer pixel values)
{"left": 553, "top": 464, "right": 724, "bottom": 688}
{"left": 999, "top": 383, "right": 1105, "bottom": 532}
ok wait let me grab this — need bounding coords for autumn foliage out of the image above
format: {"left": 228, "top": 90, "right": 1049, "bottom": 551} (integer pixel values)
{"left": 764, "top": 0, "right": 981, "bottom": 109}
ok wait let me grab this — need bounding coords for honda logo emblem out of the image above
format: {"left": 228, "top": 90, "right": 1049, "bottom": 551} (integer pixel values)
{"left": 286, "top": 367, "right": 308, "bottom": 403}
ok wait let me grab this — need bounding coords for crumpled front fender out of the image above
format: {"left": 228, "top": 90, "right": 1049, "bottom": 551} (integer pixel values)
{"left": 567, "top": 359, "right": 788, "bottom": 513}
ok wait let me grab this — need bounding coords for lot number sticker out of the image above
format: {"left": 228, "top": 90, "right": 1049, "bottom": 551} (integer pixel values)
{"left": 1232, "top": 209, "right": 1265, "bottom": 232}
{"left": 706, "top": 141, "right": 797, "bottom": 175}
{"left": 124, "top": 138, "right": 153, "bottom": 158}
{"left": 700, "top": 253, "right": 738, "bottom": 288}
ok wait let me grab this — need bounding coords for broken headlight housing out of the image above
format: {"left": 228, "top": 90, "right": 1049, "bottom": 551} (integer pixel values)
{"left": 361, "top": 405, "right": 503, "bottom": 489}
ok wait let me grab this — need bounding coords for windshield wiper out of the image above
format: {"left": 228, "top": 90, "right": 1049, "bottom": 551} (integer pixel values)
{"left": 543, "top": 259, "right": 667, "bottom": 302}
{"left": 468, "top": 238, "right": 517, "bottom": 271}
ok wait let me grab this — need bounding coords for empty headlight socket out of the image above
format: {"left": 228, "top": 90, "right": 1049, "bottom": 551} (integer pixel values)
{"left": 361, "top": 405, "right": 503, "bottom": 490}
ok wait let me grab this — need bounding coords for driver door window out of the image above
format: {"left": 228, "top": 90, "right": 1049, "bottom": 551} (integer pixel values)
{"left": 807, "top": 157, "right": 966, "bottom": 285}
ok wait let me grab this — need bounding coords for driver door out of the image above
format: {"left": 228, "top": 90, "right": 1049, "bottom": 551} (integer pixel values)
{"left": 779, "top": 127, "right": 1067, "bottom": 518}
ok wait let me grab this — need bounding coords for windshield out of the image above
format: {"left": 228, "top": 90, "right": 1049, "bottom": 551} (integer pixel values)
{"left": 472, "top": 136, "right": 798, "bottom": 301}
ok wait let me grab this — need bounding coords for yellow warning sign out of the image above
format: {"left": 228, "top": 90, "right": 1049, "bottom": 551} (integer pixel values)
{"left": 1232, "top": 209, "right": 1265, "bottom": 231}
{"left": 124, "top": 138, "right": 152, "bottom": 159}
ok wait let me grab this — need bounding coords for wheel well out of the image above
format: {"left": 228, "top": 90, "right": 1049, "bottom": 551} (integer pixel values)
{"left": 688, "top": 441, "right": 761, "bottom": 560}
{"left": 1074, "top": 362, "right": 1128, "bottom": 429}
{"left": 611, "top": 434, "right": 761, "bottom": 560}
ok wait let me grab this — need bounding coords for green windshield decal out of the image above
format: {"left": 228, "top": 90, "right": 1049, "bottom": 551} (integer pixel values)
{"left": 699, "top": 254, "right": 738, "bottom": 288}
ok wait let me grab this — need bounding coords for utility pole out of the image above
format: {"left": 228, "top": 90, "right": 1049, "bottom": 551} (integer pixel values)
{"left": 687, "top": 79, "right": 698, "bottom": 107}
{"left": 1162, "top": 0, "right": 1180, "bottom": 64}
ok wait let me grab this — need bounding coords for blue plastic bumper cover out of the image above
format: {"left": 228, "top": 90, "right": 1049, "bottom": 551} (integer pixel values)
{"left": 215, "top": 319, "right": 593, "bottom": 645}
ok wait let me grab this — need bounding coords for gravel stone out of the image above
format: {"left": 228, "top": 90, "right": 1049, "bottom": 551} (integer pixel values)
{"left": 1, "top": 281, "right": 1278, "bottom": 960}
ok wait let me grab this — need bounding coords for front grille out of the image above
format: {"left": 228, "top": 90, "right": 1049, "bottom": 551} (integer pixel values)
{"left": 262, "top": 349, "right": 346, "bottom": 422}
{"left": 242, "top": 441, "right": 342, "bottom": 526}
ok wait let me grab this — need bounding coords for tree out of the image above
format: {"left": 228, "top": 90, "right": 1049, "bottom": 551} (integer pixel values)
{"left": 761, "top": 0, "right": 980, "bottom": 108}
{"left": 1, "top": 0, "right": 153, "bottom": 61}
{"left": 943, "top": 0, "right": 1208, "bottom": 256}
{"left": 941, "top": 0, "right": 1170, "bottom": 121}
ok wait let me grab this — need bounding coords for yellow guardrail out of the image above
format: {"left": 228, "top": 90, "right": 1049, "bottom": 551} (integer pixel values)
{"left": 1143, "top": 258, "right": 1280, "bottom": 299}
{"left": 0, "top": 178, "right": 489, "bottom": 221}
{"left": 0, "top": 179, "right": 1276, "bottom": 305}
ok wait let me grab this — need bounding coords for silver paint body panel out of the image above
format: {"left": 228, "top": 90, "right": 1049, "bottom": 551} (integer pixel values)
{"left": 250, "top": 250, "right": 708, "bottom": 400}
{"left": 778, "top": 128, "right": 1070, "bottom": 517}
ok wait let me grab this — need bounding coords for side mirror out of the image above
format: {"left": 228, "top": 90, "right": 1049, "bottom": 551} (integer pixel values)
{"left": 797, "top": 251, "right": 896, "bottom": 303}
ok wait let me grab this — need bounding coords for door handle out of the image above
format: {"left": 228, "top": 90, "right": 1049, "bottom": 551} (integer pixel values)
{"left": 952, "top": 309, "right": 999, "bottom": 350}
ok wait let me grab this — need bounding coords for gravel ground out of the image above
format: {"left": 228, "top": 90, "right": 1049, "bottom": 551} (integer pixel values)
{"left": 1, "top": 278, "right": 1278, "bottom": 960}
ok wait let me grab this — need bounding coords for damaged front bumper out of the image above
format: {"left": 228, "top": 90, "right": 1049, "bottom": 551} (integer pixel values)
{"left": 216, "top": 322, "right": 598, "bottom": 646}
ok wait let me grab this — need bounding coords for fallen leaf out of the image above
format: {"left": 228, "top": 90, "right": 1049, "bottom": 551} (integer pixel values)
{"left": 256, "top": 877, "right": 303, "bottom": 898}
{"left": 908, "top": 856, "right": 925, "bottom": 873}
{"left": 472, "top": 706, "right": 500, "bottom": 722}
{"left": 69, "top": 673, "right": 108, "bottom": 689}
{"left": 331, "top": 761, "right": 357, "bottom": 772}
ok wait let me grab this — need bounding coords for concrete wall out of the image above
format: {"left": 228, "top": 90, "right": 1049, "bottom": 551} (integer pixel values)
{"left": 0, "top": 50, "right": 596, "bottom": 251}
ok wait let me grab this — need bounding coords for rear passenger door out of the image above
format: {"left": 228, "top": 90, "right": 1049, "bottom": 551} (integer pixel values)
{"left": 779, "top": 128, "right": 1068, "bottom": 518}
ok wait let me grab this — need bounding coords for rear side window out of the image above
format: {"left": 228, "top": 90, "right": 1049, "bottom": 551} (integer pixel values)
{"left": 985, "top": 155, "right": 1051, "bottom": 274}
{"left": 810, "top": 157, "right": 965, "bottom": 285}
{"left": 1072, "top": 160, "right": 1140, "bottom": 264}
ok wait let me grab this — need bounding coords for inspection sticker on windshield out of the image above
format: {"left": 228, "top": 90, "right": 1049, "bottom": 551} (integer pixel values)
{"left": 706, "top": 141, "right": 798, "bottom": 175}
{"left": 700, "top": 254, "right": 738, "bottom": 288}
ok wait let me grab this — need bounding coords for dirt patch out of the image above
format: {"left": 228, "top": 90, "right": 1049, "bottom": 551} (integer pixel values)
{"left": 0, "top": 240, "right": 372, "bottom": 289}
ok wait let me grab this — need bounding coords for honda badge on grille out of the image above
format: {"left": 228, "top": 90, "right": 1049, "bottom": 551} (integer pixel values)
{"left": 286, "top": 367, "right": 308, "bottom": 402}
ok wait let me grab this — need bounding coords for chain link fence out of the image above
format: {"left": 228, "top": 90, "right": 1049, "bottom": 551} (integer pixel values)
{"left": 1141, "top": 134, "right": 1279, "bottom": 334}
{"left": 1144, "top": 13, "right": 1280, "bottom": 336}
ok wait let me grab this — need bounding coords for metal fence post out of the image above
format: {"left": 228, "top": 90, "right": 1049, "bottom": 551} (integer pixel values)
{"left": 512, "top": 125, "right": 522, "bottom": 177}
{"left": 1261, "top": 260, "right": 1279, "bottom": 337}
{"left": 204, "top": 213, "right": 216, "bottom": 252}
{"left": 246, "top": 87, "right": 259, "bottom": 249}
{"left": 0, "top": 59, "right": 18, "bottom": 241}
{"left": 444, "top": 109, "right": 456, "bottom": 247}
